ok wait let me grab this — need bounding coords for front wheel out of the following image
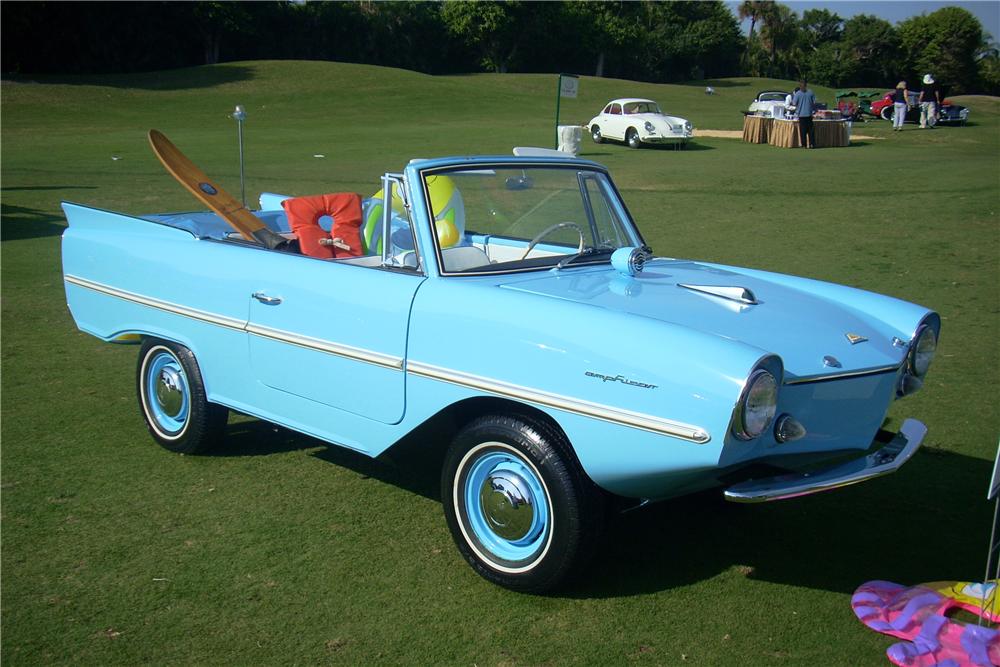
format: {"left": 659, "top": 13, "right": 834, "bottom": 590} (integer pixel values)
{"left": 137, "top": 338, "right": 228, "bottom": 454}
{"left": 626, "top": 128, "right": 641, "bottom": 149}
{"left": 880, "top": 106, "right": 893, "bottom": 121}
{"left": 442, "top": 415, "right": 602, "bottom": 592}
{"left": 591, "top": 125, "right": 603, "bottom": 144}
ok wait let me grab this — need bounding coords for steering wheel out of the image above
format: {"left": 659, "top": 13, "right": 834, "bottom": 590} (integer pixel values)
{"left": 520, "top": 222, "right": 585, "bottom": 260}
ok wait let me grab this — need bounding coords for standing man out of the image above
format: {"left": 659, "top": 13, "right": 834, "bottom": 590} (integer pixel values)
{"left": 919, "top": 74, "right": 941, "bottom": 129}
{"left": 790, "top": 79, "right": 817, "bottom": 148}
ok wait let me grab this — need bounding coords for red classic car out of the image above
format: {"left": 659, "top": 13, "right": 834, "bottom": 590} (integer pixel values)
{"left": 870, "top": 91, "right": 969, "bottom": 125}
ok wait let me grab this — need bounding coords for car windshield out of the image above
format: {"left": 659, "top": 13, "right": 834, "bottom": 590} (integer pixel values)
{"left": 624, "top": 101, "right": 661, "bottom": 114}
{"left": 759, "top": 92, "right": 788, "bottom": 102}
{"left": 422, "top": 165, "right": 641, "bottom": 274}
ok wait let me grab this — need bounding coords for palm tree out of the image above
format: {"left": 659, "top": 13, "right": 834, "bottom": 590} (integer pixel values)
{"left": 737, "top": 0, "right": 768, "bottom": 67}
{"left": 758, "top": 2, "right": 798, "bottom": 77}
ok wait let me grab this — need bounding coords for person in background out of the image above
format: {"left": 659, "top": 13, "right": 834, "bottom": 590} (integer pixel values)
{"left": 892, "top": 81, "right": 910, "bottom": 131}
{"left": 789, "top": 80, "right": 816, "bottom": 148}
{"left": 919, "top": 74, "right": 941, "bottom": 129}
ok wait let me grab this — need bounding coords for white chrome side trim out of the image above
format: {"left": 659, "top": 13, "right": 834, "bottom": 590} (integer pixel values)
{"left": 245, "top": 324, "right": 403, "bottom": 370}
{"left": 65, "top": 275, "right": 245, "bottom": 331}
{"left": 65, "top": 275, "right": 404, "bottom": 370}
{"left": 408, "top": 361, "right": 710, "bottom": 444}
{"left": 68, "top": 275, "right": 708, "bottom": 440}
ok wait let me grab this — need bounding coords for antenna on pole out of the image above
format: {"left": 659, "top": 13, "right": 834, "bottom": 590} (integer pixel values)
{"left": 231, "top": 104, "right": 247, "bottom": 207}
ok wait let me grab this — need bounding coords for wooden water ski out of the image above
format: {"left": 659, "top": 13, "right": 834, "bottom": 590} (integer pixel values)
{"left": 148, "top": 129, "right": 288, "bottom": 249}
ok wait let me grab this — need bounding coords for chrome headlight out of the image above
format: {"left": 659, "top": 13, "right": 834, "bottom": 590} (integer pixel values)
{"left": 684, "top": 121, "right": 693, "bottom": 133}
{"left": 908, "top": 326, "right": 937, "bottom": 377}
{"left": 733, "top": 369, "right": 778, "bottom": 440}
{"left": 644, "top": 121, "right": 655, "bottom": 133}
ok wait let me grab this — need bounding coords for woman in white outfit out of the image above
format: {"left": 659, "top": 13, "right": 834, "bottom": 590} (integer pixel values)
{"left": 892, "top": 81, "right": 910, "bottom": 131}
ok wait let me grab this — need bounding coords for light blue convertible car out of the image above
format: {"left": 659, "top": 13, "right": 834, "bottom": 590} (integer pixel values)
{"left": 61, "top": 151, "right": 939, "bottom": 592}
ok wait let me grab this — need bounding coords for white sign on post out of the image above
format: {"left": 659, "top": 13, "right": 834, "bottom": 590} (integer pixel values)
{"left": 560, "top": 75, "right": 579, "bottom": 98}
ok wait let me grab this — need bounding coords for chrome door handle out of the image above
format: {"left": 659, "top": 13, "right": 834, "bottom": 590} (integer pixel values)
{"left": 252, "top": 292, "right": 282, "bottom": 305}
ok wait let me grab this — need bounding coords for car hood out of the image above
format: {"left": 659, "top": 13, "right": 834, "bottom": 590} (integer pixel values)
{"left": 497, "top": 260, "right": 906, "bottom": 381}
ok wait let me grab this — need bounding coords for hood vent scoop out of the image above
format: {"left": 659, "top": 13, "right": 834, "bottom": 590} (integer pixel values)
{"left": 678, "top": 283, "right": 759, "bottom": 305}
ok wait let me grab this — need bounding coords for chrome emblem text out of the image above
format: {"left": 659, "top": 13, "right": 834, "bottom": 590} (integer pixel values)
{"left": 585, "top": 371, "right": 658, "bottom": 390}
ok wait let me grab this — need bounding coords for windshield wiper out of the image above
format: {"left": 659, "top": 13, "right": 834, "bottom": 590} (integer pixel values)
{"left": 554, "top": 246, "right": 614, "bottom": 270}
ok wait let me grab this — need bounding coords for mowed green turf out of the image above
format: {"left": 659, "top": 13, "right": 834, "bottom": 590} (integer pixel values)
{"left": 2, "top": 61, "right": 998, "bottom": 665}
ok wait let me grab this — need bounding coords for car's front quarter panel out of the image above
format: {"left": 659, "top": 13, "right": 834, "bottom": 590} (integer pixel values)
{"left": 406, "top": 275, "right": 772, "bottom": 498}
{"left": 644, "top": 115, "right": 692, "bottom": 143}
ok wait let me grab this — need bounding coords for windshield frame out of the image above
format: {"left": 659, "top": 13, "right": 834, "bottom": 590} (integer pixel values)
{"left": 417, "top": 161, "right": 646, "bottom": 277}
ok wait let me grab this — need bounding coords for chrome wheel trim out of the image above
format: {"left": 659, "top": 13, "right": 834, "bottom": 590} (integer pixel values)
{"left": 478, "top": 468, "right": 536, "bottom": 541}
{"left": 454, "top": 441, "right": 553, "bottom": 574}
{"left": 140, "top": 345, "right": 191, "bottom": 440}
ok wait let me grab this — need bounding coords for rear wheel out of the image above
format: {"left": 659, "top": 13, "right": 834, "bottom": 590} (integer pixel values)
{"left": 137, "top": 339, "right": 228, "bottom": 454}
{"left": 591, "top": 125, "right": 603, "bottom": 144}
{"left": 880, "top": 106, "right": 893, "bottom": 121}
{"left": 626, "top": 128, "right": 641, "bottom": 149}
{"left": 442, "top": 415, "right": 602, "bottom": 593}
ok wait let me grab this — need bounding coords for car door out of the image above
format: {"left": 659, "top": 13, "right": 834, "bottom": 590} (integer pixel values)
{"left": 246, "top": 252, "right": 424, "bottom": 425}
{"left": 607, "top": 102, "right": 624, "bottom": 139}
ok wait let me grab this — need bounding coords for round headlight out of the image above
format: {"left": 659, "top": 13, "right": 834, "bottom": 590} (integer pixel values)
{"left": 734, "top": 370, "right": 778, "bottom": 440}
{"left": 644, "top": 121, "right": 655, "bottom": 132}
{"left": 684, "top": 121, "right": 693, "bottom": 132}
{"left": 908, "top": 326, "right": 937, "bottom": 377}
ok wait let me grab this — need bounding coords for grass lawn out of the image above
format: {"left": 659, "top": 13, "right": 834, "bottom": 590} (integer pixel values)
{"left": 2, "top": 61, "right": 998, "bottom": 665}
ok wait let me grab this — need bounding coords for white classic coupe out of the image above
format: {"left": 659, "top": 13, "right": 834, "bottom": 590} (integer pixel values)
{"left": 748, "top": 90, "right": 791, "bottom": 117}
{"left": 588, "top": 98, "right": 693, "bottom": 149}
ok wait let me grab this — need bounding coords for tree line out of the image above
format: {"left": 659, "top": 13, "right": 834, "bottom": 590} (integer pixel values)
{"left": 3, "top": 1, "right": 997, "bottom": 94}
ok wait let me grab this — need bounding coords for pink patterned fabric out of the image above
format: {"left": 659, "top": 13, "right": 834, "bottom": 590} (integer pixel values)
{"left": 852, "top": 580, "right": 999, "bottom": 667}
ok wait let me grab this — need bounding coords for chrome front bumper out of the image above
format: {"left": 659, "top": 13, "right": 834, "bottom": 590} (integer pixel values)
{"left": 644, "top": 135, "right": 691, "bottom": 144}
{"left": 723, "top": 419, "right": 927, "bottom": 503}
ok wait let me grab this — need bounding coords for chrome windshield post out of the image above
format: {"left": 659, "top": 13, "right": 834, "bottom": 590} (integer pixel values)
{"left": 380, "top": 172, "right": 413, "bottom": 269}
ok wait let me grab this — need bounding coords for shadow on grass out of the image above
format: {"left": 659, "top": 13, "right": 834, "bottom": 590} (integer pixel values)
{"left": 583, "top": 143, "right": 714, "bottom": 153}
{"left": 216, "top": 414, "right": 447, "bottom": 502}
{"left": 571, "top": 447, "right": 993, "bottom": 599}
{"left": 5, "top": 65, "right": 256, "bottom": 91}
{"left": 211, "top": 416, "right": 992, "bottom": 599}
{"left": 666, "top": 142, "right": 714, "bottom": 151}
{"left": 1, "top": 203, "right": 67, "bottom": 241}
{"left": 678, "top": 80, "right": 749, "bottom": 89}
{"left": 1, "top": 186, "right": 97, "bottom": 192}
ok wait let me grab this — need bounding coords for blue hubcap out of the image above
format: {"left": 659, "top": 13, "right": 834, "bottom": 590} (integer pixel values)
{"left": 461, "top": 445, "right": 550, "bottom": 567}
{"left": 145, "top": 350, "right": 190, "bottom": 436}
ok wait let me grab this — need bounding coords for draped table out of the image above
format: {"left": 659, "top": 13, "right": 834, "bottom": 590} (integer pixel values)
{"left": 741, "top": 114, "right": 771, "bottom": 144}
{"left": 742, "top": 115, "right": 850, "bottom": 148}
{"left": 769, "top": 118, "right": 849, "bottom": 148}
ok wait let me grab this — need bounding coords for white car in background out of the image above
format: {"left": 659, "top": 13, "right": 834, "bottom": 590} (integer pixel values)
{"left": 588, "top": 98, "right": 693, "bottom": 149}
{"left": 748, "top": 90, "right": 791, "bottom": 117}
